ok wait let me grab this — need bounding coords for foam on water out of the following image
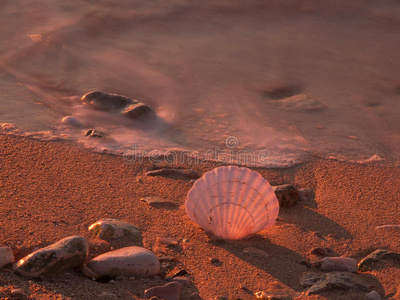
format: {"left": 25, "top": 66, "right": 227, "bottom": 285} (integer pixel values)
{"left": 1, "top": 0, "right": 399, "bottom": 167}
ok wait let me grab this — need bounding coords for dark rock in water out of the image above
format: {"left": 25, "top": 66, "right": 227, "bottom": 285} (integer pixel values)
{"left": 300, "top": 272, "right": 370, "bottom": 294}
{"left": 144, "top": 281, "right": 181, "bottom": 300}
{"left": 310, "top": 247, "right": 337, "bottom": 258}
{"left": 81, "top": 91, "right": 136, "bottom": 111}
{"left": 81, "top": 91, "right": 154, "bottom": 120}
{"left": 121, "top": 103, "right": 155, "bottom": 119}
{"left": 14, "top": 236, "right": 88, "bottom": 277}
{"left": 358, "top": 249, "right": 400, "bottom": 272}
{"left": 85, "top": 129, "right": 106, "bottom": 138}
{"left": 146, "top": 169, "right": 200, "bottom": 179}
{"left": 273, "top": 184, "right": 301, "bottom": 207}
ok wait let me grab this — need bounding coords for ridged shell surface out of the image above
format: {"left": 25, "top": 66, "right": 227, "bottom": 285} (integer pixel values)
{"left": 185, "top": 166, "right": 279, "bottom": 240}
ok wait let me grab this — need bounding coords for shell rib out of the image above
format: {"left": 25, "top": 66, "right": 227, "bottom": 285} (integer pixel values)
{"left": 185, "top": 166, "right": 279, "bottom": 240}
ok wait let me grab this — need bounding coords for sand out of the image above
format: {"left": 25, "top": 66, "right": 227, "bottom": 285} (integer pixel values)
{"left": 0, "top": 133, "right": 399, "bottom": 299}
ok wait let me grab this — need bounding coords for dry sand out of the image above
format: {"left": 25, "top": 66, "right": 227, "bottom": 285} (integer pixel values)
{"left": 0, "top": 133, "right": 399, "bottom": 299}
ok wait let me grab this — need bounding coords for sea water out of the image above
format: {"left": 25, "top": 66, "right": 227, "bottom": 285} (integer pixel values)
{"left": 1, "top": 0, "right": 399, "bottom": 167}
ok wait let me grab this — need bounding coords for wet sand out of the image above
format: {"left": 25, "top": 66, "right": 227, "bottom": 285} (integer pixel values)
{"left": 0, "top": 134, "right": 399, "bottom": 299}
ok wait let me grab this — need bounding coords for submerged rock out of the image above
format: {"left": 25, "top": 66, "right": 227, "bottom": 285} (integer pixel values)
{"left": 273, "top": 184, "right": 301, "bottom": 207}
{"left": 312, "top": 257, "right": 358, "bottom": 273}
{"left": 81, "top": 91, "right": 154, "bottom": 120}
{"left": 144, "top": 281, "right": 181, "bottom": 300}
{"left": 0, "top": 247, "right": 14, "bottom": 269}
{"left": 85, "top": 129, "right": 106, "bottom": 138}
{"left": 358, "top": 249, "right": 400, "bottom": 271}
{"left": 14, "top": 236, "right": 88, "bottom": 277}
{"left": 61, "top": 116, "right": 83, "bottom": 127}
{"left": 121, "top": 103, "right": 154, "bottom": 119}
{"left": 82, "top": 91, "right": 136, "bottom": 111}
{"left": 269, "top": 94, "right": 325, "bottom": 111}
{"left": 87, "top": 246, "right": 160, "bottom": 278}
{"left": 88, "top": 218, "right": 142, "bottom": 241}
{"left": 300, "top": 272, "right": 369, "bottom": 294}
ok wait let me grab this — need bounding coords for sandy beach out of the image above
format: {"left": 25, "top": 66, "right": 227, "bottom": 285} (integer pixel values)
{"left": 0, "top": 133, "right": 399, "bottom": 299}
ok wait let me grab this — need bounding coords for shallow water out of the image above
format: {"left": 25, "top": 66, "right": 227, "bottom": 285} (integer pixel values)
{"left": 1, "top": 0, "right": 399, "bottom": 166}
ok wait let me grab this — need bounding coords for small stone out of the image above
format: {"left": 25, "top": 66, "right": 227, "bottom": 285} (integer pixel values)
{"left": 312, "top": 257, "right": 358, "bottom": 273}
{"left": 14, "top": 236, "right": 88, "bottom": 277}
{"left": 273, "top": 184, "right": 301, "bottom": 207}
{"left": 210, "top": 257, "right": 222, "bottom": 266}
{"left": 144, "top": 281, "right": 181, "bottom": 300}
{"left": 87, "top": 246, "right": 160, "bottom": 278}
{"left": 82, "top": 266, "right": 99, "bottom": 280}
{"left": 300, "top": 272, "right": 369, "bottom": 294}
{"left": 189, "top": 293, "right": 202, "bottom": 300}
{"left": 0, "top": 246, "right": 14, "bottom": 269}
{"left": 364, "top": 290, "right": 382, "bottom": 300}
{"left": 85, "top": 129, "right": 106, "bottom": 138}
{"left": 358, "top": 249, "right": 400, "bottom": 272}
{"left": 88, "top": 218, "right": 142, "bottom": 241}
{"left": 170, "top": 276, "right": 190, "bottom": 286}
{"left": 141, "top": 197, "right": 179, "bottom": 207}
{"left": 146, "top": 169, "right": 200, "bottom": 179}
{"left": 157, "top": 237, "right": 179, "bottom": 246}
{"left": 158, "top": 255, "right": 178, "bottom": 262}
{"left": 310, "top": 247, "right": 336, "bottom": 258}
{"left": 100, "top": 291, "right": 117, "bottom": 298}
{"left": 243, "top": 247, "right": 269, "bottom": 258}
{"left": 10, "top": 288, "right": 23, "bottom": 295}
{"left": 61, "top": 116, "right": 83, "bottom": 127}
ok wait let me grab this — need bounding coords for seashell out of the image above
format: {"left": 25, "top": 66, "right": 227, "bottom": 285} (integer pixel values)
{"left": 185, "top": 166, "right": 279, "bottom": 240}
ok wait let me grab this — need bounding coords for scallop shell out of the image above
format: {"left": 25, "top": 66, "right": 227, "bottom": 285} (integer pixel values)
{"left": 185, "top": 166, "right": 279, "bottom": 240}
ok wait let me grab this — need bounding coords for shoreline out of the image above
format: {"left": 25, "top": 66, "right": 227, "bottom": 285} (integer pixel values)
{"left": 1, "top": 133, "right": 400, "bottom": 299}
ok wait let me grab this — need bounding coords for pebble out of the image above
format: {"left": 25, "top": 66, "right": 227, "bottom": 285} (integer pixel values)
{"left": 243, "top": 247, "right": 269, "bottom": 258}
{"left": 272, "top": 184, "right": 301, "bottom": 207}
{"left": 157, "top": 237, "right": 179, "bottom": 246}
{"left": 312, "top": 257, "right": 358, "bottom": 272}
{"left": 88, "top": 218, "right": 142, "bottom": 241}
{"left": 358, "top": 249, "right": 400, "bottom": 272}
{"left": 310, "top": 247, "right": 336, "bottom": 257}
{"left": 364, "top": 290, "right": 382, "bottom": 300}
{"left": 144, "top": 281, "right": 181, "bottom": 300}
{"left": 0, "top": 246, "right": 14, "bottom": 269}
{"left": 210, "top": 258, "right": 222, "bottom": 266}
{"left": 87, "top": 246, "right": 160, "bottom": 278}
{"left": 300, "top": 272, "right": 369, "bottom": 294}
{"left": 14, "top": 236, "right": 89, "bottom": 277}
{"left": 169, "top": 276, "right": 190, "bottom": 286}
{"left": 146, "top": 169, "right": 200, "bottom": 179}
{"left": 141, "top": 197, "right": 179, "bottom": 207}
{"left": 82, "top": 266, "right": 99, "bottom": 280}
{"left": 10, "top": 288, "right": 23, "bottom": 295}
